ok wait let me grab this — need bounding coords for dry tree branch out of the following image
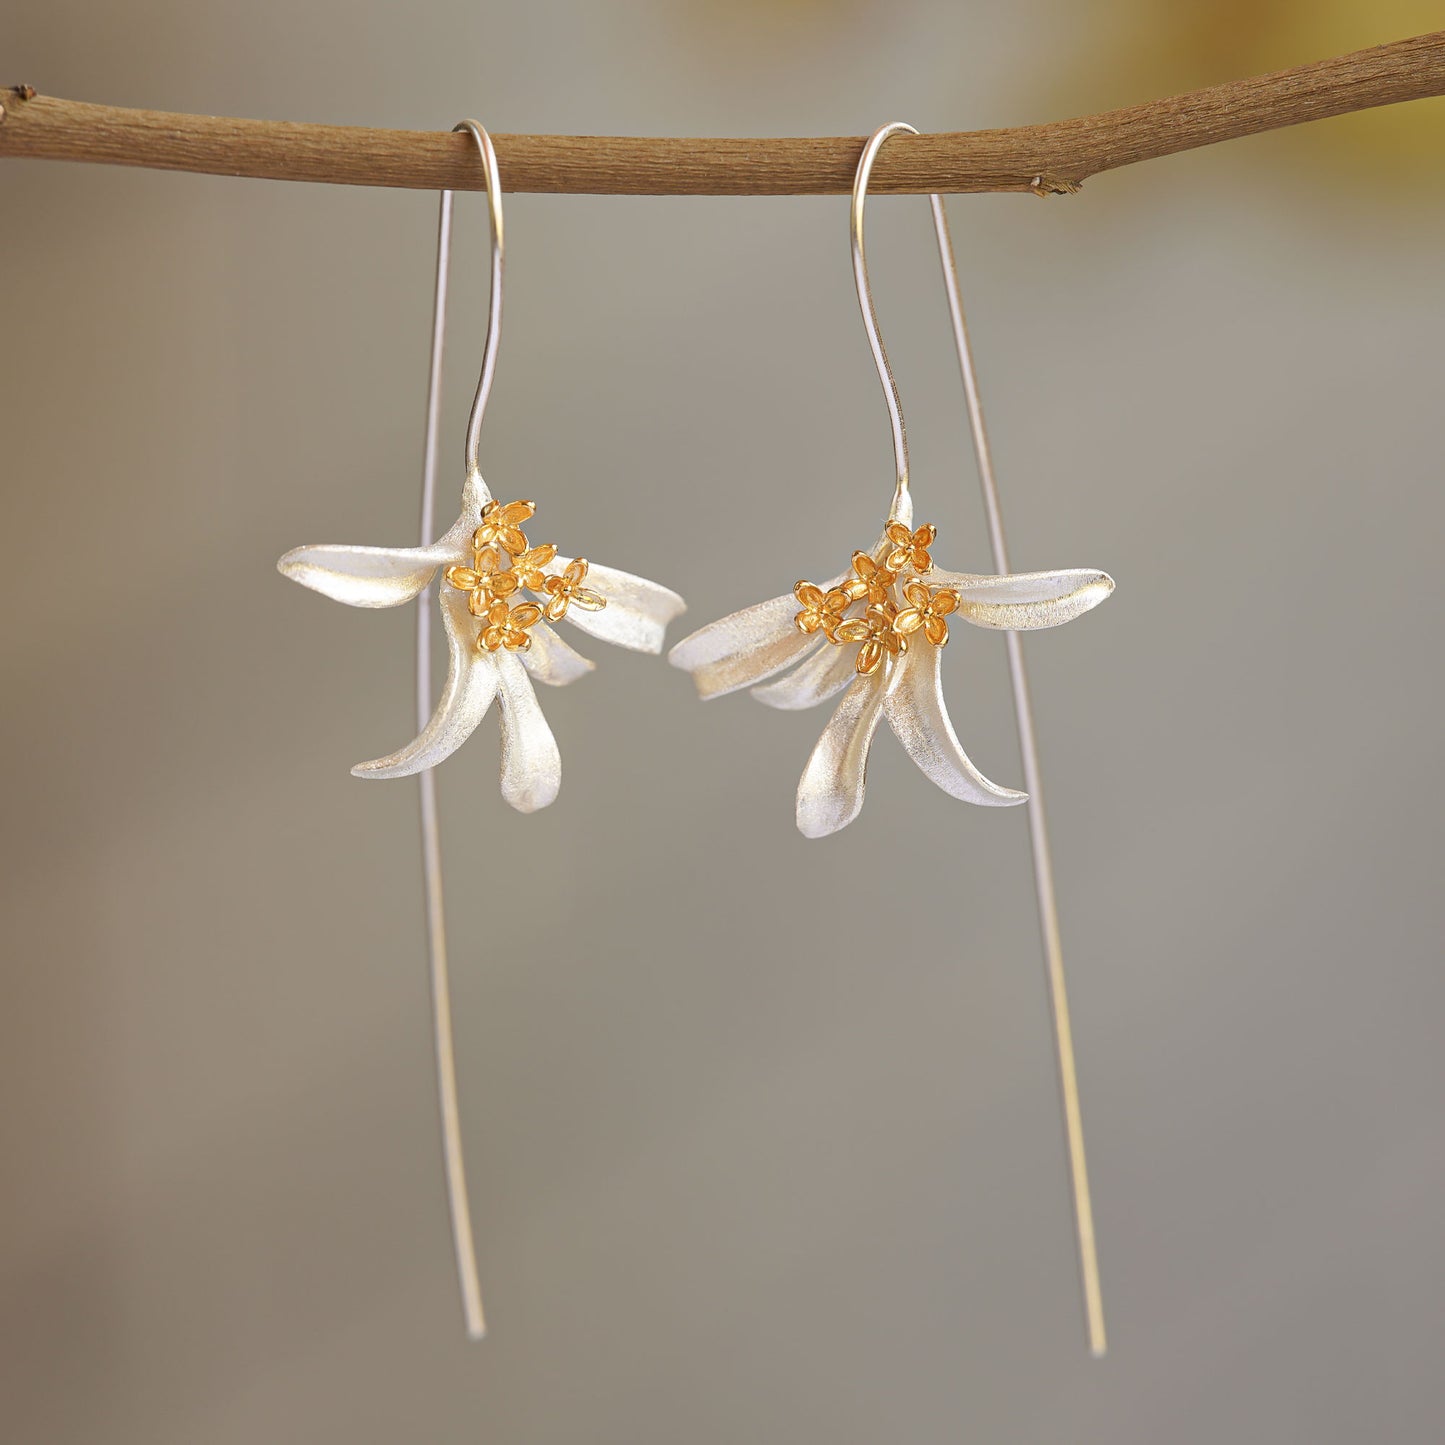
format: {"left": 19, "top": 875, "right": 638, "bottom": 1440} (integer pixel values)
{"left": 3, "top": 32, "right": 1444, "bottom": 196}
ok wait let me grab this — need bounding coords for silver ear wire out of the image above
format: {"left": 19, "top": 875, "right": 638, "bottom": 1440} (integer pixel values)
{"left": 849, "top": 120, "right": 920, "bottom": 522}
{"left": 415, "top": 118, "right": 505, "bottom": 1342}
{"left": 853, "top": 122, "right": 1107, "bottom": 1356}
{"left": 280, "top": 117, "right": 687, "bottom": 1343}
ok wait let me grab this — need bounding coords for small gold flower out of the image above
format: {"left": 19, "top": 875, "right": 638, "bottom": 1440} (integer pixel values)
{"left": 480, "top": 597, "right": 543, "bottom": 653}
{"left": 835, "top": 601, "right": 908, "bottom": 676}
{"left": 445, "top": 544, "right": 519, "bottom": 615}
{"left": 793, "top": 581, "right": 852, "bottom": 640}
{"left": 473, "top": 499, "right": 536, "bottom": 556}
{"left": 894, "top": 580, "right": 961, "bottom": 646}
{"left": 885, "top": 522, "right": 937, "bottom": 574}
{"left": 511, "top": 542, "right": 558, "bottom": 591}
{"left": 848, "top": 550, "right": 899, "bottom": 604}
{"left": 540, "top": 558, "right": 606, "bottom": 621}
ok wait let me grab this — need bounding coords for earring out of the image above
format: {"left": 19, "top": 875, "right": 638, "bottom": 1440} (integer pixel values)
{"left": 668, "top": 123, "right": 1112, "bottom": 1352}
{"left": 277, "top": 121, "right": 686, "bottom": 1337}
{"left": 670, "top": 126, "right": 1111, "bottom": 834}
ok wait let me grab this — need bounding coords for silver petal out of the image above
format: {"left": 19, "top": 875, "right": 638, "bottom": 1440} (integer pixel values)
{"left": 669, "top": 591, "right": 824, "bottom": 700}
{"left": 494, "top": 648, "right": 562, "bottom": 813}
{"left": 751, "top": 639, "right": 857, "bottom": 711}
{"left": 796, "top": 670, "right": 891, "bottom": 838}
{"left": 883, "top": 642, "right": 1026, "bottom": 806}
{"left": 931, "top": 567, "right": 1115, "bottom": 631}
{"left": 521, "top": 621, "right": 595, "bottom": 687}
{"left": 277, "top": 540, "right": 457, "bottom": 609}
{"left": 546, "top": 558, "right": 686, "bottom": 655}
{"left": 352, "top": 587, "right": 499, "bottom": 779}
{"left": 276, "top": 469, "right": 492, "bottom": 609}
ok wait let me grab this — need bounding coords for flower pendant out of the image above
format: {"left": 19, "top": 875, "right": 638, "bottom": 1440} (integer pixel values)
{"left": 280, "top": 470, "right": 686, "bottom": 811}
{"left": 668, "top": 496, "right": 1112, "bottom": 837}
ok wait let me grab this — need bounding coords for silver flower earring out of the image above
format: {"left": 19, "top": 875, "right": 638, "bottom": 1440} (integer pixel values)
{"left": 278, "top": 122, "right": 685, "bottom": 1336}
{"left": 669, "top": 123, "right": 1113, "bottom": 1352}
{"left": 670, "top": 130, "right": 1112, "bottom": 832}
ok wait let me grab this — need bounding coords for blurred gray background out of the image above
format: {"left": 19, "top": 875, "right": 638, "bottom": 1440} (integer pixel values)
{"left": 5, "top": 3, "right": 1445, "bottom": 1441}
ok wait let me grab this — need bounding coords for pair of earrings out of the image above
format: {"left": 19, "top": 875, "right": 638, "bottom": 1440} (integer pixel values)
{"left": 279, "top": 122, "right": 1113, "bottom": 1350}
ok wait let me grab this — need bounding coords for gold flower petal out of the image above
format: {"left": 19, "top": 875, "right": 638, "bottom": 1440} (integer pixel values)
{"left": 495, "top": 500, "right": 536, "bottom": 527}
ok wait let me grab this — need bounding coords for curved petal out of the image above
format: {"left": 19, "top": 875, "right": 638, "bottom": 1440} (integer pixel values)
{"left": 930, "top": 568, "right": 1115, "bottom": 631}
{"left": 752, "top": 640, "right": 857, "bottom": 711}
{"left": 796, "top": 672, "right": 890, "bottom": 839}
{"left": 883, "top": 642, "right": 1026, "bottom": 806}
{"left": 544, "top": 558, "right": 685, "bottom": 655}
{"left": 670, "top": 543, "right": 888, "bottom": 702}
{"left": 670, "top": 591, "right": 826, "bottom": 700}
{"left": 494, "top": 648, "right": 562, "bottom": 813}
{"left": 352, "top": 588, "right": 499, "bottom": 778}
{"left": 521, "top": 621, "right": 595, "bottom": 686}
{"left": 277, "top": 470, "right": 496, "bottom": 609}
{"left": 277, "top": 541, "right": 457, "bottom": 609}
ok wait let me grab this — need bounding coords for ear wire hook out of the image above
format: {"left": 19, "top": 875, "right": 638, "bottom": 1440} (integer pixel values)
{"left": 854, "top": 122, "right": 1107, "bottom": 1357}
{"left": 414, "top": 118, "right": 504, "bottom": 1341}
{"left": 849, "top": 120, "right": 919, "bottom": 521}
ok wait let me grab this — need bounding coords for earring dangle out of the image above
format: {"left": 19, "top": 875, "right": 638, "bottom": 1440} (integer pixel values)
{"left": 669, "top": 123, "right": 1112, "bottom": 1353}
{"left": 277, "top": 122, "right": 686, "bottom": 1337}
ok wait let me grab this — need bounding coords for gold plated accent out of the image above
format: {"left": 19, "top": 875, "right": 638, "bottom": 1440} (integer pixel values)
{"left": 849, "top": 549, "right": 898, "bottom": 604}
{"left": 835, "top": 601, "right": 907, "bottom": 676}
{"left": 790, "top": 520, "right": 946, "bottom": 674}
{"left": 512, "top": 542, "right": 558, "bottom": 590}
{"left": 450, "top": 507, "right": 610, "bottom": 641}
{"left": 446, "top": 544, "right": 520, "bottom": 615}
{"left": 541, "top": 557, "right": 607, "bottom": 621}
{"left": 474, "top": 498, "right": 535, "bottom": 556}
{"left": 793, "top": 581, "right": 851, "bottom": 639}
{"left": 885, "top": 521, "right": 936, "bottom": 573}
{"left": 480, "top": 597, "right": 543, "bottom": 653}
{"left": 475, "top": 544, "right": 520, "bottom": 600}
{"left": 894, "top": 580, "right": 960, "bottom": 646}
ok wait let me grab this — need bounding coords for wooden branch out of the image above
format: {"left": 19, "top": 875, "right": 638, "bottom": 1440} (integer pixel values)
{"left": 3, "top": 32, "right": 1444, "bottom": 196}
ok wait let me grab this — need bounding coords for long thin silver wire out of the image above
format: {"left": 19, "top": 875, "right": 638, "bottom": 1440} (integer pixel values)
{"left": 851, "top": 126, "right": 1107, "bottom": 1357}
{"left": 850, "top": 122, "right": 918, "bottom": 517}
{"left": 414, "top": 119, "right": 504, "bottom": 1342}
{"left": 929, "top": 195, "right": 1106, "bottom": 1357}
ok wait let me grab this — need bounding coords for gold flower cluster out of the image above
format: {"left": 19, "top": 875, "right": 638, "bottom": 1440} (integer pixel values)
{"left": 444, "top": 499, "right": 606, "bottom": 654}
{"left": 794, "top": 520, "right": 961, "bottom": 676}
